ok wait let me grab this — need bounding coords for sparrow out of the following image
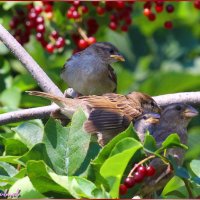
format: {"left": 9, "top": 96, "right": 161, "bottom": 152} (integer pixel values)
{"left": 61, "top": 42, "right": 125, "bottom": 96}
{"left": 134, "top": 112, "right": 160, "bottom": 142}
{"left": 137, "top": 103, "right": 199, "bottom": 198}
{"left": 27, "top": 91, "right": 160, "bottom": 146}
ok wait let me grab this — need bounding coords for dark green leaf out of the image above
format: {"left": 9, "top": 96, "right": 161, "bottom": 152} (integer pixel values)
{"left": 143, "top": 133, "right": 158, "bottom": 152}
{"left": 100, "top": 138, "right": 142, "bottom": 198}
{"left": 12, "top": 120, "right": 44, "bottom": 149}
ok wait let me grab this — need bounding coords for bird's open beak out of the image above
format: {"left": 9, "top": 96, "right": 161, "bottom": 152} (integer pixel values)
{"left": 110, "top": 54, "right": 125, "bottom": 62}
{"left": 146, "top": 113, "right": 160, "bottom": 124}
{"left": 183, "top": 105, "right": 199, "bottom": 118}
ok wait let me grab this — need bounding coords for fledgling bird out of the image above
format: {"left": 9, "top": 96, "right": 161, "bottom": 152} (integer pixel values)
{"left": 61, "top": 42, "right": 125, "bottom": 96}
{"left": 27, "top": 91, "right": 160, "bottom": 146}
{"left": 134, "top": 112, "right": 160, "bottom": 142}
{"left": 137, "top": 103, "right": 199, "bottom": 198}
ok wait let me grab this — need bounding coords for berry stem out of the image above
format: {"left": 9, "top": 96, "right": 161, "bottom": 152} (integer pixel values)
{"left": 128, "top": 155, "right": 155, "bottom": 177}
{"left": 77, "top": 27, "right": 89, "bottom": 41}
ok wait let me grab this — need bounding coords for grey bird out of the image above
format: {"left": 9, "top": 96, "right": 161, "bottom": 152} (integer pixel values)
{"left": 61, "top": 42, "right": 125, "bottom": 96}
{"left": 137, "top": 103, "right": 199, "bottom": 198}
{"left": 134, "top": 112, "right": 160, "bottom": 142}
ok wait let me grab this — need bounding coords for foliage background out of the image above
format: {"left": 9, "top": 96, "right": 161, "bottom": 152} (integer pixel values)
{"left": 0, "top": 1, "right": 200, "bottom": 198}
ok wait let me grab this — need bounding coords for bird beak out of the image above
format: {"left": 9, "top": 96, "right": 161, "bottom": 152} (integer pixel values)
{"left": 146, "top": 113, "right": 160, "bottom": 124}
{"left": 183, "top": 105, "right": 199, "bottom": 118}
{"left": 110, "top": 54, "right": 125, "bottom": 62}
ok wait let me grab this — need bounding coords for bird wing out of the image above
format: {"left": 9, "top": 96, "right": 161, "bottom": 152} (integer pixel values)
{"left": 83, "top": 94, "right": 143, "bottom": 133}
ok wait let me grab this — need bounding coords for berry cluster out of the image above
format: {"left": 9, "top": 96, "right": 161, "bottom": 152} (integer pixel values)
{"left": 143, "top": 1, "right": 174, "bottom": 29}
{"left": 9, "top": 2, "right": 65, "bottom": 53}
{"left": 119, "top": 165, "right": 156, "bottom": 195}
{"left": 10, "top": 1, "right": 200, "bottom": 54}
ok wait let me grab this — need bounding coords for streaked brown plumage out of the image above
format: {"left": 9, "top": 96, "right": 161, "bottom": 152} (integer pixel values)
{"left": 137, "top": 103, "right": 198, "bottom": 198}
{"left": 27, "top": 91, "right": 160, "bottom": 146}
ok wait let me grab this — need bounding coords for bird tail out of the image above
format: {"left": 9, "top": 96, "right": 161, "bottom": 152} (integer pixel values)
{"left": 26, "top": 91, "right": 75, "bottom": 111}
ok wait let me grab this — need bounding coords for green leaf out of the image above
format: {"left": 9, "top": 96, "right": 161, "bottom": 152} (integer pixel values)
{"left": 13, "top": 120, "right": 44, "bottom": 149}
{"left": 0, "top": 156, "right": 21, "bottom": 165}
{"left": 156, "top": 133, "right": 188, "bottom": 153}
{"left": 13, "top": 74, "right": 37, "bottom": 91}
{"left": 100, "top": 138, "right": 142, "bottom": 198}
{"left": 4, "top": 138, "right": 28, "bottom": 156}
{"left": 27, "top": 160, "right": 72, "bottom": 198}
{"left": 43, "top": 118, "right": 70, "bottom": 175}
{"left": 66, "top": 109, "right": 90, "bottom": 175}
{"left": 26, "top": 160, "right": 103, "bottom": 198}
{"left": 19, "top": 143, "right": 52, "bottom": 168}
{"left": 94, "top": 123, "right": 137, "bottom": 165}
{"left": 9, "top": 176, "right": 45, "bottom": 199}
{"left": 190, "top": 159, "right": 200, "bottom": 177}
{"left": 143, "top": 133, "right": 158, "bottom": 152}
{"left": 0, "top": 87, "right": 21, "bottom": 109}
{"left": 162, "top": 176, "right": 187, "bottom": 198}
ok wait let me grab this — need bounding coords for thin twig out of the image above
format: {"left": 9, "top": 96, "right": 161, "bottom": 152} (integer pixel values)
{"left": 183, "top": 178, "right": 194, "bottom": 198}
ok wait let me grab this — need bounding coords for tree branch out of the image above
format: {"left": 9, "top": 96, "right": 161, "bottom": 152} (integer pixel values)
{"left": 0, "top": 105, "right": 58, "bottom": 126}
{"left": 0, "top": 91, "right": 200, "bottom": 125}
{"left": 0, "top": 24, "right": 63, "bottom": 97}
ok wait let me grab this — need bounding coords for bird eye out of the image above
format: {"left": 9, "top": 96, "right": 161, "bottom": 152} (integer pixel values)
{"left": 143, "top": 115, "right": 147, "bottom": 120}
{"left": 151, "top": 102, "right": 155, "bottom": 108}
{"left": 176, "top": 105, "right": 182, "bottom": 111}
{"left": 109, "top": 49, "right": 114, "bottom": 54}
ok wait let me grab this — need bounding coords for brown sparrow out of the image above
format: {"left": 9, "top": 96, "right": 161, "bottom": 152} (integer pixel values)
{"left": 138, "top": 103, "right": 198, "bottom": 198}
{"left": 27, "top": 91, "right": 160, "bottom": 146}
{"left": 61, "top": 42, "right": 125, "bottom": 96}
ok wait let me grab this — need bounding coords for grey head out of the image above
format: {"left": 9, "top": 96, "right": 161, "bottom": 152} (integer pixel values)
{"left": 134, "top": 112, "right": 160, "bottom": 142}
{"left": 158, "top": 103, "right": 199, "bottom": 129}
{"left": 85, "top": 42, "right": 125, "bottom": 64}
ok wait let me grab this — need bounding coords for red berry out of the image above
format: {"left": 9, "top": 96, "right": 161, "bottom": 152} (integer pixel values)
{"left": 125, "top": 17, "right": 132, "bottom": 25}
{"left": 36, "top": 32, "right": 44, "bottom": 41}
{"left": 36, "top": 16, "right": 44, "bottom": 25}
{"left": 35, "top": 6, "right": 42, "bottom": 15}
{"left": 164, "top": 21, "right": 173, "bottom": 29}
{"left": 148, "top": 13, "right": 156, "bottom": 21}
{"left": 116, "top": 1, "right": 125, "bottom": 9}
{"left": 119, "top": 184, "right": 127, "bottom": 195}
{"left": 155, "top": 5, "right": 163, "bottom": 13}
{"left": 133, "top": 171, "right": 145, "bottom": 183}
{"left": 44, "top": 4, "right": 52, "bottom": 13}
{"left": 146, "top": 166, "right": 156, "bottom": 176}
{"left": 109, "top": 21, "right": 118, "bottom": 30}
{"left": 25, "top": 20, "right": 35, "bottom": 30}
{"left": 144, "top": 1, "right": 152, "bottom": 9}
{"left": 143, "top": 8, "right": 151, "bottom": 16}
{"left": 51, "top": 30, "right": 59, "bottom": 39}
{"left": 166, "top": 4, "right": 174, "bottom": 13}
{"left": 96, "top": 6, "right": 105, "bottom": 15}
{"left": 36, "top": 24, "right": 45, "bottom": 33}
{"left": 73, "top": 0, "right": 80, "bottom": 7}
{"left": 121, "top": 25, "right": 128, "bottom": 32}
{"left": 72, "top": 11, "right": 80, "bottom": 19}
{"left": 81, "top": 5, "right": 88, "bottom": 13}
{"left": 194, "top": 0, "right": 200, "bottom": 9}
{"left": 55, "top": 37, "right": 65, "bottom": 48}
{"left": 66, "top": 10, "right": 73, "bottom": 19}
{"left": 46, "top": 43, "right": 54, "bottom": 53}
{"left": 92, "top": 1, "right": 99, "bottom": 6}
{"left": 28, "top": 12, "right": 37, "bottom": 21}
{"left": 137, "top": 166, "right": 147, "bottom": 176}
{"left": 124, "top": 177, "right": 135, "bottom": 188}
{"left": 78, "top": 39, "right": 88, "bottom": 49}
{"left": 87, "top": 37, "right": 96, "bottom": 45}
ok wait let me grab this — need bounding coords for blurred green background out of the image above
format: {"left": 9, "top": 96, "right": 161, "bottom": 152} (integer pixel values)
{"left": 0, "top": 1, "right": 200, "bottom": 164}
